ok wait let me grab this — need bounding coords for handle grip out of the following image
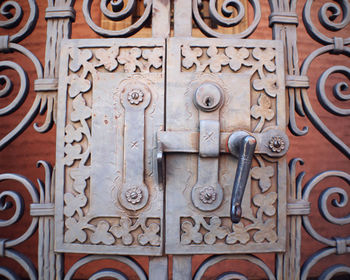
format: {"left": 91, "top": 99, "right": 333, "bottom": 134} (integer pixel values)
{"left": 227, "top": 131, "right": 256, "bottom": 223}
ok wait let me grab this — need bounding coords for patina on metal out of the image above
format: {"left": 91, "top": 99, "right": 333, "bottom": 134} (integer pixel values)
{"left": 0, "top": 0, "right": 349, "bottom": 279}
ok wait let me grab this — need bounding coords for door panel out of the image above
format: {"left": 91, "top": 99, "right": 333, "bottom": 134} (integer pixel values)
{"left": 55, "top": 38, "right": 165, "bottom": 255}
{"left": 164, "top": 38, "right": 288, "bottom": 254}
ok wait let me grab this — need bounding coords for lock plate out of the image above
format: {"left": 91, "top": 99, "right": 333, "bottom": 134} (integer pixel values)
{"left": 55, "top": 39, "right": 165, "bottom": 255}
{"left": 165, "top": 38, "right": 287, "bottom": 254}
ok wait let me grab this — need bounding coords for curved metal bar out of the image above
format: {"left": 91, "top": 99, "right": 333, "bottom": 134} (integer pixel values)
{"left": 319, "top": 187, "right": 350, "bottom": 225}
{"left": 0, "top": 61, "right": 29, "bottom": 116}
{"left": 33, "top": 93, "right": 55, "bottom": 133}
{"left": 64, "top": 255, "right": 147, "bottom": 280}
{"left": 0, "top": 267, "right": 19, "bottom": 280}
{"left": 82, "top": 0, "right": 152, "bottom": 37}
{"left": 209, "top": 0, "right": 245, "bottom": 27}
{"left": 288, "top": 89, "right": 309, "bottom": 136}
{"left": 192, "top": 0, "right": 261, "bottom": 38}
{"left": 3, "top": 249, "right": 37, "bottom": 280}
{"left": 300, "top": 45, "right": 350, "bottom": 158}
{"left": 193, "top": 255, "right": 275, "bottom": 280}
{"left": 302, "top": 170, "right": 350, "bottom": 246}
{"left": 303, "top": 0, "right": 350, "bottom": 45}
{"left": 320, "top": 264, "right": 350, "bottom": 280}
{"left": 301, "top": 247, "right": 350, "bottom": 280}
{"left": 9, "top": 0, "right": 38, "bottom": 43}
{"left": 0, "top": 191, "right": 23, "bottom": 227}
{"left": 0, "top": 94, "right": 42, "bottom": 150}
{"left": 316, "top": 65, "right": 350, "bottom": 116}
{"left": 88, "top": 268, "right": 128, "bottom": 280}
{"left": 100, "top": 0, "right": 136, "bottom": 21}
{"left": 0, "top": 1, "right": 23, "bottom": 29}
{"left": 9, "top": 43, "right": 43, "bottom": 79}
{"left": 217, "top": 272, "right": 248, "bottom": 280}
{"left": 0, "top": 173, "right": 39, "bottom": 248}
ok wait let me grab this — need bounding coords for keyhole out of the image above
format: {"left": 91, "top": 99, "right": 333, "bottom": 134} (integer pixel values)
{"left": 204, "top": 96, "right": 212, "bottom": 107}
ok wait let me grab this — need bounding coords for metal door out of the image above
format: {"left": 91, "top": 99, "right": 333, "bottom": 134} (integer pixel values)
{"left": 0, "top": 1, "right": 349, "bottom": 279}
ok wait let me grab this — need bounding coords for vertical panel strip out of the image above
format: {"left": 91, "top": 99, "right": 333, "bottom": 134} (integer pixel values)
{"left": 174, "top": 0, "right": 192, "bottom": 37}
{"left": 152, "top": 0, "right": 171, "bottom": 38}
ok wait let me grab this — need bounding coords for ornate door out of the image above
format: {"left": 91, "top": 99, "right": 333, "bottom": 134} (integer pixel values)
{"left": 0, "top": 1, "right": 349, "bottom": 279}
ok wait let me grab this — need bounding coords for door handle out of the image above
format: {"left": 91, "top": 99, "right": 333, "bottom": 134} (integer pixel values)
{"left": 227, "top": 131, "right": 257, "bottom": 223}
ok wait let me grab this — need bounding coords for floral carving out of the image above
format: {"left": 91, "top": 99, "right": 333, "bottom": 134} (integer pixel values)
{"left": 225, "top": 47, "right": 252, "bottom": 71}
{"left": 251, "top": 93, "right": 275, "bottom": 133}
{"left": 90, "top": 221, "right": 115, "bottom": 245}
{"left": 95, "top": 45, "right": 119, "bottom": 71}
{"left": 125, "top": 187, "right": 143, "bottom": 204}
{"left": 110, "top": 217, "right": 134, "bottom": 245}
{"left": 253, "top": 73, "right": 279, "bottom": 97}
{"left": 142, "top": 47, "right": 163, "bottom": 69}
{"left": 180, "top": 220, "right": 203, "bottom": 245}
{"left": 68, "top": 74, "right": 91, "bottom": 98}
{"left": 62, "top": 45, "right": 163, "bottom": 248}
{"left": 253, "top": 218, "right": 278, "bottom": 243}
{"left": 203, "top": 216, "right": 229, "bottom": 245}
{"left": 252, "top": 47, "right": 276, "bottom": 73}
{"left": 69, "top": 48, "right": 92, "bottom": 72}
{"left": 253, "top": 192, "right": 277, "bottom": 216}
{"left": 269, "top": 136, "right": 285, "bottom": 153}
{"left": 199, "top": 186, "right": 217, "bottom": 204}
{"left": 251, "top": 165, "right": 274, "bottom": 192}
{"left": 64, "top": 217, "right": 87, "bottom": 243}
{"left": 181, "top": 44, "right": 203, "bottom": 69}
{"left": 127, "top": 89, "right": 144, "bottom": 105}
{"left": 138, "top": 223, "right": 161, "bottom": 246}
{"left": 63, "top": 193, "right": 87, "bottom": 217}
{"left": 226, "top": 222, "right": 250, "bottom": 245}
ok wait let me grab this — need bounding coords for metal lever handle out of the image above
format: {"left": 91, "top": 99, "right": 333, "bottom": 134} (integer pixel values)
{"left": 227, "top": 131, "right": 257, "bottom": 223}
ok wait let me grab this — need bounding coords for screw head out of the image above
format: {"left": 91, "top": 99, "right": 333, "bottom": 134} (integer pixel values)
{"left": 269, "top": 136, "right": 285, "bottom": 153}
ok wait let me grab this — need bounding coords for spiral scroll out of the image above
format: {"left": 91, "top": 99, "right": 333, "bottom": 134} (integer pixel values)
{"left": 83, "top": 0, "right": 152, "bottom": 37}
{"left": 193, "top": 0, "right": 261, "bottom": 38}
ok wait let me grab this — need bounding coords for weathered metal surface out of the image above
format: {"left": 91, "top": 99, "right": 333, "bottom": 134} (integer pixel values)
{"left": 55, "top": 38, "right": 165, "bottom": 255}
{"left": 1, "top": 0, "right": 349, "bottom": 279}
{"left": 165, "top": 37, "right": 287, "bottom": 255}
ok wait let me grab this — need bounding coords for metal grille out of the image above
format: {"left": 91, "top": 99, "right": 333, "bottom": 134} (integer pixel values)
{"left": 0, "top": 0, "right": 349, "bottom": 279}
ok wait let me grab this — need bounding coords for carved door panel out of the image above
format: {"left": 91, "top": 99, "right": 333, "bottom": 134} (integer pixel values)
{"left": 55, "top": 38, "right": 165, "bottom": 255}
{"left": 164, "top": 38, "right": 288, "bottom": 254}
{"left": 55, "top": 37, "right": 289, "bottom": 256}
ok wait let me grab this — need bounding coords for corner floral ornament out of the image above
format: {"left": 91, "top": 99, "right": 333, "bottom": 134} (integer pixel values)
{"left": 268, "top": 136, "right": 285, "bottom": 153}
{"left": 199, "top": 186, "right": 217, "bottom": 204}
{"left": 127, "top": 89, "right": 144, "bottom": 105}
{"left": 126, "top": 187, "right": 143, "bottom": 204}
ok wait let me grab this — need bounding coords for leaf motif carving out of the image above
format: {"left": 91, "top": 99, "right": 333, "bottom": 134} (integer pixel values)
{"left": 95, "top": 45, "right": 119, "bottom": 71}
{"left": 252, "top": 47, "right": 276, "bottom": 72}
{"left": 64, "top": 124, "right": 83, "bottom": 144}
{"left": 69, "top": 48, "right": 92, "bottom": 72}
{"left": 180, "top": 220, "right": 203, "bottom": 245}
{"left": 203, "top": 216, "right": 229, "bottom": 245}
{"left": 226, "top": 222, "right": 250, "bottom": 244}
{"left": 68, "top": 74, "right": 91, "bottom": 98}
{"left": 118, "top": 47, "right": 142, "bottom": 72}
{"left": 110, "top": 217, "right": 134, "bottom": 245}
{"left": 63, "top": 193, "right": 87, "bottom": 217}
{"left": 90, "top": 221, "right": 115, "bottom": 245}
{"left": 253, "top": 192, "right": 277, "bottom": 216}
{"left": 181, "top": 44, "right": 203, "bottom": 69}
{"left": 253, "top": 218, "right": 278, "bottom": 243}
{"left": 251, "top": 93, "right": 275, "bottom": 132}
{"left": 70, "top": 94, "right": 91, "bottom": 122}
{"left": 138, "top": 223, "right": 161, "bottom": 246}
{"left": 251, "top": 165, "right": 275, "bottom": 192}
{"left": 64, "top": 217, "right": 87, "bottom": 243}
{"left": 142, "top": 47, "right": 163, "bottom": 69}
{"left": 253, "top": 74, "right": 279, "bottom": 97}
{"left": 225, "top": 47, "right": 251, "bottom": 71}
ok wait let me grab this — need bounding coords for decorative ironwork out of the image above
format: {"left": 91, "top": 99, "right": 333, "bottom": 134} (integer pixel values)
{"left": 0, "top": 0, "right": 349, "bottom": 279}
